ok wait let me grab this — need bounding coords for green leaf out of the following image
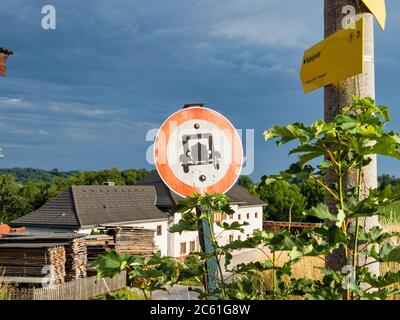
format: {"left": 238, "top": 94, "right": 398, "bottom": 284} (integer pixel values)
{"left": 264, "top": 123, "right": 312, "bottom": 145}
{"left": 369, "top": 243, "right": 400, "bottom": 263}
{"left": 93, "top": 251, "right": 131, "bottom": 278}
{"left": 362, "top": 269, "right": 400, "bottom": 289}
{"left": 216, "top": 221, "right": 249, "bottom": 231}
{"left": 304, "top": 203, "right": 344, "bottom": 227}
{"left": 169, "top": 219, "right": 199, "bottom": 234}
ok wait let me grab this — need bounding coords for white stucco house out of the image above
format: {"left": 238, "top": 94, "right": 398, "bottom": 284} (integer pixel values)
{"left": 10, "top": 172, "right": 265, "bottom": 258}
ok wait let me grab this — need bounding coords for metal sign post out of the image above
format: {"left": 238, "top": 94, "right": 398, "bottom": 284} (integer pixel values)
{"left": 154, "top": 103, "right": 243, "bottom": 298}
{"left": 196, "top": 206, "right": 220, "bottom": 297}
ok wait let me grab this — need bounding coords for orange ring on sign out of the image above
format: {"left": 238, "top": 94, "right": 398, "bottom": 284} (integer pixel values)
{"left": 154, "top": 107, "right": 243, "bottom": 198}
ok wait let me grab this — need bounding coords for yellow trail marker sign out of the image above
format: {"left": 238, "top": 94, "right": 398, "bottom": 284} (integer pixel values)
{"left": 362, "top": 0, "right": 386, "bottom": 31}
{"left": 300, "top": 19, "right": 364, "bottom": 94}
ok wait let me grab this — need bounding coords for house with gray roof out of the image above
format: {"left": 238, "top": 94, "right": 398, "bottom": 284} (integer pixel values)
{"left": 11, "top": 172, "right": 265, "bottom": 258}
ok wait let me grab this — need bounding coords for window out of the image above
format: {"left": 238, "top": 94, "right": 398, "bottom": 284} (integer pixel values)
{"left": 229, "top": 235, "right": 233, "bottom": 243}
{"left": 156, "top": 225, "right": 162, "bottom": 236}
{"left": 214, "top": 213, "right": 224, "bottom": 222}
{"left": 180, "top": 242, "right": 187, "bottom": 255}
{"left": 222, "top": 213, "right": 227, "bottom": 220}
{"left": 189, "top": 241, "right": 196, "bottom": 252}
{"left": 238, "top": 214, "right": 241, "bottom": 220}
{"left": 247, "top": 213, "right": 250, "bottom": 219}
{"left": 237, "top": 235, "right": 242, "bottom": 241}
{"left": 255, "top": 212, "right": 259, "bottom": 219}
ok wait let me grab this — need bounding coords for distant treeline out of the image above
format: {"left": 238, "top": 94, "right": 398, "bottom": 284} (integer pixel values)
{"left": 0, "top": 167, "right": 149, "bottom": 185}
{"left": 0, "top": 167, "right": 149, "bottom": 224}
{"left": 378, "top": 174, "right": 400, "bottom": 191}
{"left": 237, "top": 174, "right": 400, "bottom": 223}
{"left": 0, "top": 168, "right": 79, "bottom": 183}
{"left": 0, "top": 167, "right": 398, "bottom": 224}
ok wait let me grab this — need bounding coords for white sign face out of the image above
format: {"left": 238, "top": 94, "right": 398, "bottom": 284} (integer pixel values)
{"left": 154, "top": 107, "right": 243, "bottom": 198}
{"left": 167, "top": 119, "right": 231, "bottom": 188}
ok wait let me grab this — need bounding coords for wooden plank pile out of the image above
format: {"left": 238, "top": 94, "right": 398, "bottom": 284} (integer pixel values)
{"left": 108, "top": 226, "right": 156, "bottom": 255}
{"left": 85, "top": 235, "right": 113, "bottom": 276}
{"left": 64, "top": 236, "right": 87, "bottom": 281}
{"left": 0, "top": 233, "right": 87, "bottom": 282}
{"left": 0, "top": 227, "right": 155, "bottom": 279}
{"left": 85, "top": 226, "right": 156, "bottom": 276}
{"left": 0, "top": 243, "right": 66, "bottom": 284}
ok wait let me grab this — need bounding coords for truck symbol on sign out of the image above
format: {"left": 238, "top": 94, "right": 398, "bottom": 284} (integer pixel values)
{"left": 179, "top": 132, "right": 221, "bottom": 174}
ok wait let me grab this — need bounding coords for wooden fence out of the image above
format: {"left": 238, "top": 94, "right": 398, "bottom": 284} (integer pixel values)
{"left": 263, "top": 221, "right": 322, "bottom": 232}
{"left": 3, "top": 271, "right": 126, "bottom": 300}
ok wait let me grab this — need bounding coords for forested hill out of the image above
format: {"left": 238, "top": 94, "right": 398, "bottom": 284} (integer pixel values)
{"left": 0, "top": 168, "right": 79, "bottom": 183}
{"left": 0, "top": 167, "right": 151, "bottom": 223}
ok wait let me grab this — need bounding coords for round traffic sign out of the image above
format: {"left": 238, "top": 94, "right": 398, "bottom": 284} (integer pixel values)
{"left": 154, "top": 107, "right": 243, "bottom": 198}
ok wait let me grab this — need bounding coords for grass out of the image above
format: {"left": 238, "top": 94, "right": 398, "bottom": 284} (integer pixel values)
{"left": 379, "top": 202, "right": 400, "bottom": 225}
{"left": 94, "top": 288, "right": 146, "bottom": 300}
{"left": 380, "top": 222, "right": 400, "bottom": 300}
{"left": 179, "top": 278, "right": 202, "bottom": 287}
{"left": 0, "top": 278, "right": 12, "bottom": 300}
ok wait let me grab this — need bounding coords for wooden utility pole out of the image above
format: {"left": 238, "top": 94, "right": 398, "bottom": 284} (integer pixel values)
{"left": 324, "top": 1, "right": 379, "bottom": 275}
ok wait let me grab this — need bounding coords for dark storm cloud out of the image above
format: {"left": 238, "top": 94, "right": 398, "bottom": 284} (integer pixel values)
{"left": 0, "top": 0, "right": 399, "bottom": 177}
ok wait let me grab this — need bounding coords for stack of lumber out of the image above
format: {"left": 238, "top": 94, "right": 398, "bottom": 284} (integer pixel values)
{"left": 85, "top": 226, "right": 155, "bottom": 276}
{"left": 108, "top": 226, "right": 156, "bottom": 255}
{"left": 0, "top": 243, "right": 66, "bottom": 284}
{"left": 64, "top": 236, "right": 87, "bottom": 281}
{"left": 85, "top": 235, "right": 114, "bottom": 276}
{"left": 0, "top": 233, "right": 87, "bottom": 281}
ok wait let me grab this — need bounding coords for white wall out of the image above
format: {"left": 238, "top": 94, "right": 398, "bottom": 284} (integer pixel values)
{"left": 169, "top": 204, "right": 264, "bottom": 258}
{"left": 24, "top": 204, "right": 264, "bottom": 259}
{"left": 168, "top": 213, "right": 199, "bottom": 257}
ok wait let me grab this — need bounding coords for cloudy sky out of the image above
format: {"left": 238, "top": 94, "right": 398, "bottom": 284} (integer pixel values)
{"left": 0, "top": 0, "right": 399, "bottom": 180}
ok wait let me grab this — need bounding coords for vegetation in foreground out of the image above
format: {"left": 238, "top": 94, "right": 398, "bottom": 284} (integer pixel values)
{"left": 94, "top": 288, "right": 145, "bottom": 300}
{"left": 94, "top": 97, "right": 400, "bottom": 300}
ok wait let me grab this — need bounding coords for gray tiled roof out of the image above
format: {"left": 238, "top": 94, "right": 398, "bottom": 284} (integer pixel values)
{"left": 11, "top": 185, "right": 168, "bottom": 228}
{"left": 137, "top": 171, "right": 266, "bottom": 208}
{"left": 10, "top": 188, "right": 79, "bottom": 227}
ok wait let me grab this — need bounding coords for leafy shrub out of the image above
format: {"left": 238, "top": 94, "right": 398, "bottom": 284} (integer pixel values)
{"left": 257, "top": 180, "right": 307, "bottom": 222}
{"left": 94, "top": 97, "right": 400, "bottom": 300}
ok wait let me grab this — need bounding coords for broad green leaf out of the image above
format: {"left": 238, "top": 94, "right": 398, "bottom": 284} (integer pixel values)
{"left": 304, "top": 203, "right": 343, "bottom": 226}
{"left": 93, "top": 251, "right": 131, "bottom": 278}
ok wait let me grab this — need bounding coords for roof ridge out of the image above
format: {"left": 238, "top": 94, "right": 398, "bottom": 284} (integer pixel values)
{"left": 70, "top": 186, "right": 82, "bottom": 227}
{"left": 72, "top": 185, "right": 155, "bottom": 189}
